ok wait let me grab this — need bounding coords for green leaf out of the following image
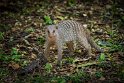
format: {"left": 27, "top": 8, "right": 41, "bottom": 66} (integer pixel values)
{"left": 37, "top": 36, "right": 45, "bottom": 45}
{"left": 68, "top": 0, "right": 76, "bottom": 6}
{"left": 58, "top": 78, "right": 66, "bottom": 83}
{"left": 11, "top": 48, "right": 18, "bottom": 55}
{"left": 25, "top": 27, "right": 35, "bottom": 33}
{"left": 56, "top": 16, "right": 64, "bottom": 20}
{"left": 45, "top": 63, "right": 52, "bottom": 73}
{"left": 121, "top": 16, "right": 124, "bottom": 21}
{"left": 51, "top": 77, "right": 66, "bottom": 83}
{"left": 0, "top": 32, "right": 4, "bottom": 41}
{"left": 99, "top": 53, "right": 105, "bottom": 62}
{"left": 12, "top": 54, "right": 21, "bottom": 61}
{"left": 95, "top": 71, "right": 103, "bottom": 78}
{"left": 44, "top": 15, "right": 53, "bottom": 25}
{"left": 11, "top": 47, "right": 21, "bottom": 62}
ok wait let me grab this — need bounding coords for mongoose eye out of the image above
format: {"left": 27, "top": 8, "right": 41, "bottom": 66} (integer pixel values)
{"left": 47, "top": 30, "right": 50, "bottom": 34}
{"left": 53, "top": 30, "right": 55, "bottom": 33}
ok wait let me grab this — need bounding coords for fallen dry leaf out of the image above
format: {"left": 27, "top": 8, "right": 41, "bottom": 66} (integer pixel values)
{"left": 9, "top": 62, "right": 20, "bottom": 70}
{"left": 99, "top": 76, "right": 105, "bottom": 81}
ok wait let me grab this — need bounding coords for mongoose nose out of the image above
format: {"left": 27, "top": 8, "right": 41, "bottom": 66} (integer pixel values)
{"left": 49, "top": 35, "right": 54, "bottom": 38}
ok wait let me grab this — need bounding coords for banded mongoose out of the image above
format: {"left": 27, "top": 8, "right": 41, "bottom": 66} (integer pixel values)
{"left": 44, "top": 20, "right": 103, "bottom": 64}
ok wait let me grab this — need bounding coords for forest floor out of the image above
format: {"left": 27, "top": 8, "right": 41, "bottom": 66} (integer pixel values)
{"left": 0, "top": 1, "right": 124, "bottom": 83}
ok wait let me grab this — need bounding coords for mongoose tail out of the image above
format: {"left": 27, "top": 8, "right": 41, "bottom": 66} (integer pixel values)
{"left": 86, "top": 29, "right": 103, "bottom": 52}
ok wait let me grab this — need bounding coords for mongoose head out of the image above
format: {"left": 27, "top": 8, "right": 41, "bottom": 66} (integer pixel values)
{"left": 46, "top": 25, "right": 58, "bottom": 39}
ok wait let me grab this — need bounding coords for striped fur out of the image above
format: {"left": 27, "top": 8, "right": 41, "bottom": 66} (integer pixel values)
{"left": 44, "top": 20, "right": 103, "bottom": 65}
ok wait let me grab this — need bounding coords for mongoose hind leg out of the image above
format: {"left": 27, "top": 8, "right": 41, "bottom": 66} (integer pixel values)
{"left": 66, "top": 41, "right": 74, "bottom": 56}
{"left": 79, "top": 37, "right": 93, "bottom": 58}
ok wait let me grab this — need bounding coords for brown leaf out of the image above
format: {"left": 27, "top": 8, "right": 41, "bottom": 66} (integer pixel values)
{"left": 99, "top": 77, "right": 105, "bottom": 81}
{"left": 9, "top": 62, "right": 20, "bottom": 70}
{"left": 31, "top": 53, "right": 37, "bottom": 59}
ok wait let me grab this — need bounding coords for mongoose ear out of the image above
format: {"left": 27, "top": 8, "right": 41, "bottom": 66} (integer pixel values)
{"left": 55, "top": 25, "right": 58, "bottom": 29}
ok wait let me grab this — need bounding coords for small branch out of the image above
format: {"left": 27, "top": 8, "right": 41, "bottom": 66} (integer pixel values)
{"left": 77, "top": 61, "right": 98, "bottom": 68}
{"left": 18, "top": 48, "right": 47, "bottom": 75}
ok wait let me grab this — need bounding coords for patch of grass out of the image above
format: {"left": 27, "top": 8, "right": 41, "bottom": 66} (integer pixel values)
{"left": 43, "top": 15, "right": 53, "bottom": 25}
{"left": 62, "top": 57, "right": 74, "bottom": 64}
{"left": 0, "top": 32, "right": 4, "bottom": 41}
{"left": 0, "top": 24, "right": 11, "bottom": 32}
{"left": 95, "top": 71, "right": 103, "bottom": 78}
{"left": 68, "top": 70, "right": 90, "bottom": 83}
{"left": 0, "top": 68, "right": 10, "bottom": 82}
{"left": 68, "top": 0, "right": 76, "bottom": 7}
{"left": 44, "top": 63, "right": 53, "bottom": 74}
{"left": 51, "top": 76, "right": 66, "bottom": 83}
{"left": 31, "top": 74, "right": 45, "bottom": 83}
{"left": 0, "top": 47, "right": 21, "bottom": 63}
{"left": 118, "top": 68, "right": 124, "bottom": 79}
{"left": 98, "top": 39, "right": 124, "bottom": 52}
{"left": 25, "top": 27, "right": 35, "bottom": 33}
{"left": 98, "top": 53, "right": 106, "bottom": 62}
{"left": 21, "top": 60, "right": 29, "bottom": 67}
{"left": 11, "top": 47, "right": 21, "bottom": 62}
{"left": 37, "top": 36, "right": 45, "bottom": 45}
{"left": 0, "top": 54, "right": 10, "bottom": 62}
{"left": 109, "top": 43, "right": 124, "bottom": 52}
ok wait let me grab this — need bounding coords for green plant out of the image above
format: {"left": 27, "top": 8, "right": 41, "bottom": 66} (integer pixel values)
{"left": 68, "top": 0, "right": 76, "bottom": 6}
{"left": 0, "top": 54, "right": 10, "bottom": 62}
{"left": 0, "top": 49, "right": 4, "bottom": 54}
{"left": 51, "top": 76, "right": 66, "bottom": 83}
{"left": 69, "top": 70, "right": 88, "bottom": 83}
{"left": 44, "top": 63, "right": 52, "bottom": 73}
{"left": 0, "top": 68, "right": 10, "bottom": 81}
{"left": 25, "top": 27, "right": 35, "bottom": 33}
{"left": 0, "top": 32, "right": 4, "bottom": 41}
{"left": 62, "top": 57, "right": 74, "bottom": 64}
{"left": 97, "top": 40, "right": 109, "bottom": 47}
{"left": 0, "top": 49, "right": 10, "bottom": 62}
{"left": 98, "top": 39, "right": 124, "bottom": 52}
{"left": 98, "top": 53, "right": 106, "bottom": 62}
{"left": 37, "top": 36, "right": 45, "bottom": 45}
{"left": 110, "top": 43, "right": 124, "bottom": 52}
{"left": 118, "top": 66, "right": 124, "bottom": 79}
{"left": 107, "top": 29, "right": 117, "bottom": 38}
{"left": 95, "top": 71, "right": 103, "bottom": 78}
{"left": 11, "top": 47, "right": 21, "bottom": 62}
{"left": 21, "top": 60, "right": 29, "bottom": 66}
{"left": 43, "top": 15, "right": 53, "bottom": 25}
{"left": 0, "top": 24, "right": 11, "bottom": 31}
{"left": 0, "top": 48, "right": 21, "bottom": 63}
{"left": 31, "top": 74, "right": 45, "bottom": 83}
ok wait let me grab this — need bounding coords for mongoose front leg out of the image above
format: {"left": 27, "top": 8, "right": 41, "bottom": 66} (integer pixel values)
{"left": 56, "top": 41, "right": 63, "bottom": 65}
{"left": 66, "top": 41, "right": 74, "bottom": 55}
{"left": 44, "top": 42, "right": 50, "bottom": 61}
